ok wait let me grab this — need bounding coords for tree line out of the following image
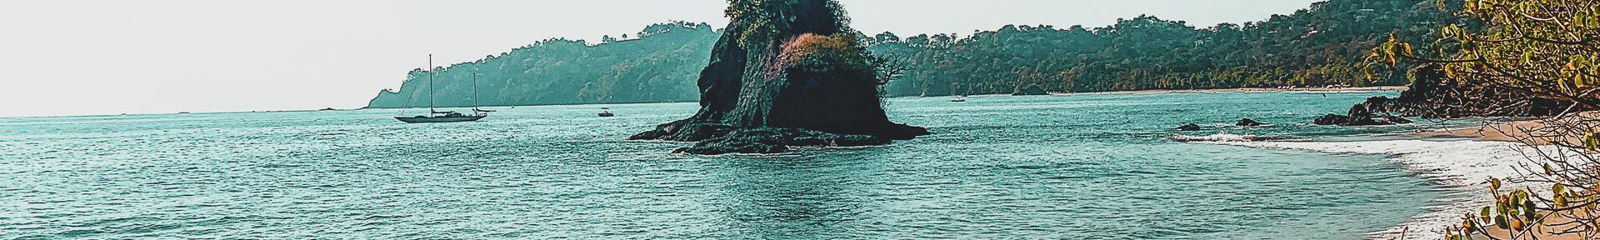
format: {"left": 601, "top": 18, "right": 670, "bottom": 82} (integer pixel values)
{"left": 868, "top": 0, "right": 1457, "bottom": 96}
{"left": 369, "top": 0, "right": 1457, "bottom": 108}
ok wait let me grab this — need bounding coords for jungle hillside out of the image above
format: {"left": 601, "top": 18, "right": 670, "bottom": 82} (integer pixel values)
{"left": 368, "top": 0, "right": 1454, "bottom": 108}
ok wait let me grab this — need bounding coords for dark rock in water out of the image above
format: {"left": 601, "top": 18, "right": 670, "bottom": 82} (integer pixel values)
{"left": 630, "top": 0, "right": 928, "bottom": 155}
{"left": 1177, "top": 124, "right": 1202, "bottom": 131}
{"left": 1316, "top": 114, "right": 1412, "bottom": 126}
{"left": 1362, "top": 96, "right": 1392, "bottom": 113}
{"left": 672, "top": 128, "right": 891, "bottom": 155}
{"left": 1314, "top": 114, "right": 1352, "bottom": 125}
{"left": 1384, "top": 116, "right": 1413, "bottom": 124}
{"left": 1236, "top": 118, "right": 1264, "bottom": 127}
{"left": 1012, "top": 85, "right": 1050, "bottom": 96}
{"left": 1346, "top": 103, "right": 1374, "bottom": 124}
{"left": 1314, "top": 101, "right": 1414, "bottom": 126}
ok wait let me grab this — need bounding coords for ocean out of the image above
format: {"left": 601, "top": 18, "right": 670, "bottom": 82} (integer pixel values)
{"left": 0, "top": 92, "right": 1460, "bottom": 239}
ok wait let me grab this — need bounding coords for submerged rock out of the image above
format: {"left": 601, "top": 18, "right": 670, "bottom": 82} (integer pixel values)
{"left": 630, "top": 0, "right": 928, "bottom": 155}
{"left": 1236, "top": 118, "right": 1264, "bottom": 127}
{"left": 1314, "top": 114, "right": 1353, "bottom": 125}
{"left": 1177, "top": 124, "right": 1203, "bottom": 131}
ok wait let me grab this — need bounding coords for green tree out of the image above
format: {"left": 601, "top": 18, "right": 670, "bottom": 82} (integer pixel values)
{"left": 1375, "top": 0, "right": 1600, "bottom": 238}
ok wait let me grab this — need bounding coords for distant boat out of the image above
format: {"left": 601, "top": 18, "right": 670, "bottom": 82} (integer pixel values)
{"left": 950, "top": 83, "right": 968, "bottom": 102}
{"left": 396, "top": 54, "right": 488, "bottom": 123}
{"left": 598, "top": 107, "right": 615, "bottom": 117}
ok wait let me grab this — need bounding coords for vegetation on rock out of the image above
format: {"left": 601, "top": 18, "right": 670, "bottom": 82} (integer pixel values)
{"left": 629, "top": 0, "right": 927, "bottom": 155}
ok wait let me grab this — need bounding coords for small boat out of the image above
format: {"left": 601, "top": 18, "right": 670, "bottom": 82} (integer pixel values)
{"left": 949, "top": 83, "right": 968, "bottom": 102}
{"left": 598, "top": 107, "right": 615, "bottom": 117}
{"left": 396, "top": 54, "right": 489, "bottom": 123}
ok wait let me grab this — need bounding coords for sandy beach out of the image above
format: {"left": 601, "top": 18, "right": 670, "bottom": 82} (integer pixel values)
{"left": 1420, "top": 112, "right": 1599, "bottom": 146}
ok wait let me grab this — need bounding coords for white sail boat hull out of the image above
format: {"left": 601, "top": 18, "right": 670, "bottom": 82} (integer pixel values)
{"left": 395, "top": 115, "right": 485, "bottom": 123}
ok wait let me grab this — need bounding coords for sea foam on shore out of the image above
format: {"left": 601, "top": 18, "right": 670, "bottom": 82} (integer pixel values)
{"left": 1219, "top": 139, "right": 1537, "bottom": 240}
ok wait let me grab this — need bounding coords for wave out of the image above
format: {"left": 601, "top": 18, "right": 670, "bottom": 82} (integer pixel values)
{"left": 1215, "top": 140, "right": 1538, "bottom": 240}
{"left": 1171, "top": 133, "right": 1283, "bottom": 143}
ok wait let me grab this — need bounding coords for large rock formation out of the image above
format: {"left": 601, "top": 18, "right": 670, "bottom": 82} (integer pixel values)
{"left": 1365, "top": 63, "right": 1577, "bottom": 119}
{"left": 1314, "top": 96, "right": 1412, "bottom": 126}
{"left": 630, "top": 0, "right": 928, "bottom": 155}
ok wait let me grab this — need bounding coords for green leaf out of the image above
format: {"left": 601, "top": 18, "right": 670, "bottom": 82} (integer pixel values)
{"left": 1495, "top": 215, "right": 1509, "bottom": 229}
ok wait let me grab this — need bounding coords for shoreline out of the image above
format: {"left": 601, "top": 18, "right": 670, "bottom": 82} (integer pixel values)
{"left": 1223, "top": 115, "right": 1571, "bottom": 239}
{"left": 1220, "top": 139, "right": 1534, "bottom": 240}
{"left": 1418, "top": 112, "right": 1598, "bottom": 145}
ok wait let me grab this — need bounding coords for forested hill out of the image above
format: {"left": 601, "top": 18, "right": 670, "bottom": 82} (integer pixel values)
{"left": 869, "top": 0, "right": 1454, "bottom": 96}
{"left": 367, "top": 22, "right": 718, "bottom": 108}
{"left": 368, "top": 0, "right": 1452, "bottom": 108}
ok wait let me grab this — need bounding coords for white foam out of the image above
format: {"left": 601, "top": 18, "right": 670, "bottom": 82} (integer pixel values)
{"left": 1219, "top": 140, "right": 1543, "bottom": 240}
{"left": 1172, "top": 133, "right": 1277, "bottom": 142}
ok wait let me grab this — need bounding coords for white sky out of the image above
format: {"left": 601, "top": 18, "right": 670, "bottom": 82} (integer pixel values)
{"left": 0, "top": 0, "right": 1319, "bottom": 117}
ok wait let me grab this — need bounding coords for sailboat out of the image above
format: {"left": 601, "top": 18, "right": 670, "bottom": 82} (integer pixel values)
{"left": 396, "top": 54, "right": 488, "bottom": 123}
{"left": 950, "top": 83, "right": 967, "bottom": 103}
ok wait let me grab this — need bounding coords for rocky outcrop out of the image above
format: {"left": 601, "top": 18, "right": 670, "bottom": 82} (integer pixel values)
{"left": 1386, "top": 64, "right": 1578, "bottom": 118}
{"left": 630, "top": 0, "right": 928, "bottom": 155}
{"left": 1314, "top": 114, "right": 1353, "bottom": 125}
{"left": 1013, "top": 85, "right": 1050, "bottom": 96}
{"left": 1315, "top": 96, "right": 1412, "bottom": 126}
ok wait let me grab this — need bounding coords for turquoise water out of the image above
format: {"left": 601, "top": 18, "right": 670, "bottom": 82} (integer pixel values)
{"left": 0, "top": 92, "right": 1444, "bottom": 239}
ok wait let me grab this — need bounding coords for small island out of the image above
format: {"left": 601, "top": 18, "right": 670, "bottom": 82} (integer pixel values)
{"left": 630, "top": 0, "right": 928, "bottom": 155}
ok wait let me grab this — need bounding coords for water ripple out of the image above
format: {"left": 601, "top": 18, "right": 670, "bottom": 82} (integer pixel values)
{"left": 0, "top": 93, "right": 1440, "bottom": 239}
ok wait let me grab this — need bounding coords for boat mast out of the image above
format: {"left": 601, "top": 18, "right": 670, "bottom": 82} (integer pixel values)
{"left": 473, "top": 68, "right": 479, "bottom": 108}
{"left": 428, "top": 54, "right": 435, "bottom": 113}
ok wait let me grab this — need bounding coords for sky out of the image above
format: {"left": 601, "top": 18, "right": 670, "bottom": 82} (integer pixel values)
{"left": 0, "top": 0, "right": 1320, "bottom": 117}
